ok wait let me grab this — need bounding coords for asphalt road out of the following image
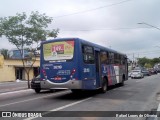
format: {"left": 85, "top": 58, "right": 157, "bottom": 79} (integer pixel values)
{"left": 0, "top": 81, "right": 28, "bottom": 93}
{"left": 0, "top": 74, "right": 160, "bottom": 120}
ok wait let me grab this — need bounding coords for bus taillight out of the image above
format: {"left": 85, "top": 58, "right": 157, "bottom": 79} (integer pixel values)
{"left": 70, "top": 69, "right": 76, "bottom": 80}
{"left": 71, "top": 69, "right": 76, "bottom": 75}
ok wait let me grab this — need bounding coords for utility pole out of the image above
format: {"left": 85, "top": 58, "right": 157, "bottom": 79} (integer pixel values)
{"left": 136, "top": 53, "right": 139, "bottom": 67}
{"left": 132, "top": 53, "right": 134, "bottom": 70}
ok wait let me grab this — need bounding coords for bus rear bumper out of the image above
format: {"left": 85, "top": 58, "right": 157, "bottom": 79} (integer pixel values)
{"left": 40, "top": 79, "right": 82, "bottom": 89}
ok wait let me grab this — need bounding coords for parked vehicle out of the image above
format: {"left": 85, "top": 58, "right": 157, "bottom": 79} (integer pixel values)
{"left": 149, "top": 68, "right": 157, "bottom": 75}
{"left": 31, "top": 75, "right": 60, "bottom": 93}
{"left": 128, "top": 72, "right": 132, "bottom": 77}
{"left": 141, "top": 69, "right": 151, "bottom": 76}
{"left": 31, "top": 75, "right": 41, "bottom": 93}
{"left": 154, "top": 64, "right": 160, "bottom": 73}
{"left": 131, "top": 70, "right": 144, "bottom": 79}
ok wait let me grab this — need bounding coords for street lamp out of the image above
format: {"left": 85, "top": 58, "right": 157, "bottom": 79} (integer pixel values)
{"left": 138, "top": 22, "right": 160, "bottom": 59}
{"left": 138, "top": 22, "right": 160, "bottom": 31}
{"left": 138, "top": 22, "right": 160, "bottom": 48}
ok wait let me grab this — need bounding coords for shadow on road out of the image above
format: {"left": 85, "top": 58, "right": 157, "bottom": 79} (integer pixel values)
{"left": 52, "top": 84, "right": 124, "bottom": 100}
{"left": 54, "top": 91, "right": 97, "bottom": 100}
{"left": 33, "top": 84, "right": 127, "bottom": 100}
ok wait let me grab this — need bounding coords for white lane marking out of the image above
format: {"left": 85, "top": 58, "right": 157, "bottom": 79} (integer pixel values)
{"left": 24, "top": 97, "right": 92, "bottom": 120}
{"left": 0, "top": 91, "right": 70, "bottom": 108}
{"left": 0, "top": 89, "right": 32, "bottom": 96}
{"left": 51, "top": 97, "right": 92, "bottom": 111}
{"left": 153, "top": 103, "right": 160, "bottom": 120}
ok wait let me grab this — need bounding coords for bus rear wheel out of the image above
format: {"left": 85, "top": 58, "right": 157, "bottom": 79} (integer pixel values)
{"left": 100, "top": 78, "right": 108, "bottom": 93}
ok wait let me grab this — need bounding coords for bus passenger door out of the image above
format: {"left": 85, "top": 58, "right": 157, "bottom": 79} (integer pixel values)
{"left": 95, "top": 50, "right": 101, "bottom": 88}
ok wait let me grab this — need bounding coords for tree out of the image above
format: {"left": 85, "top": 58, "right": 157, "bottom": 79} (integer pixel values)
{"left": 144, "top": 63, "right": 152, "bottom": 68}
{"left": 150, "top": 58, "right": 160, "bottom": 67}
{"left": 137, "top": 57, "right": 160, "bottom": 68}
{"left": 137, "top": 57, "right": 150, "bottom": 67}
{"left": 0, "top": 11, "right": 59, "bottom": 88}
{"left": 0, "top": 49, "right": 9, "bottom": 59}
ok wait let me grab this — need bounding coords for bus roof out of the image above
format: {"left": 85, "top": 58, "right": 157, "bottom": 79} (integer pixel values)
{"left": 41, "top": 38, "right": 127, "bottom": 57}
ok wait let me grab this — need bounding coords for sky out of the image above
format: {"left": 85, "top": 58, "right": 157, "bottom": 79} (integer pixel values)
{"left": 0, "top": 0, "right": 160, "bottom": 60}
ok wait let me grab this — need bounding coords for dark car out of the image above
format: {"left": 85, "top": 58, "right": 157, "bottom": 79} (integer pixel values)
{"left": 149, "top": 68, "right": 157, "bottom": 75}
{"left": 31, "top": 75, "right": 56, "bottom": 93}
{"left": 31, "top": 75, "right": 41, "bottom": 93}
{"left": 141, "top": 70, "right": 150, "bottom": 76}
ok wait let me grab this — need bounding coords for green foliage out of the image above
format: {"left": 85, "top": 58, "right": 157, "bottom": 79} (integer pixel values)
{"left": 0, "top": 11, "right": 59, "bottom": 48}
{"left": 150, "top": 58, "right": 160, "bottom": 66}
{"left": 0, "top": 11, "right": 59, "bottom": 87}
{"left": 138, "top": 57, "right": 160, "bottom": 68}
{"left": 137, "top": 57, "right": 149, "bottom": 67}
{"left": 144, "top": 63, "right": 152, "bottom": 68}
{"left": 0, "top": 48, "right": 8, "bottom": 59}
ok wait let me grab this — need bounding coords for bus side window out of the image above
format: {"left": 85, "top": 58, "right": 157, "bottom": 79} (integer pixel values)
{"left": 109, "top": 52, "right": 114, "bottom": 64}
{"left": 82, "top": 45, "right": 94, "bottom": 64}
{"left": 114, "top": 54, "right": 120, "bottom": 64}
{"left": 100, "top": 51, "right": 109, "bottom": 64}
{"left": 121, "top": 56, "right": 126, "bottom": 65}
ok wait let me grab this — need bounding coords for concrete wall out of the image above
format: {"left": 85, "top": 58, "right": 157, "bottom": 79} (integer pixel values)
{"left": 0, "top": 62, "right": 15, "bottom": 82}
{"left": 0, "top": 55, "right": 40, "bottom": 82}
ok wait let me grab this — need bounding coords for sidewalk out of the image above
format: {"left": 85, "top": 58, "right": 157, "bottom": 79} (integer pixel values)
{"left": 0, "top": 80, "right": 29, "bottom": 93}
{"left": 0, "top": 79, "right": 30, "bottom": 84}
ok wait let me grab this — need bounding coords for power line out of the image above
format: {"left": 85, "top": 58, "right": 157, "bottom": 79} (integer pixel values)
{"left": 127, "top": 50, "right": 160, "bottom": 55}
{"left": 126, "top": 50, "right": 160, "bottom": 55}
{"left": 60, "top": 27, "right": 154, "bottom": 31}
{"left": 140, "top": 51, "right": 160, "bottom": 55}
{"left": 53, "top": 0, "right": 133, "bottom": 18}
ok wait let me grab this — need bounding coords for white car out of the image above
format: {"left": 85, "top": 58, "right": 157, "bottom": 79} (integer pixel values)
{"left": 128, "top": 72, "right": 132, "bottom": 77}
{"left": 131, "top": 70, "right": 144, "bottom": 79}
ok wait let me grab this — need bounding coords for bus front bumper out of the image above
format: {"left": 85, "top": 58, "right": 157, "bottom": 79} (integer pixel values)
{"left": 40, "top": 79, "right": 82, "bottom": 89}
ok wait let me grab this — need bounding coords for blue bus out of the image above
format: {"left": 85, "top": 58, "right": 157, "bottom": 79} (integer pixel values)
{"left": 33, "top": 38, "right": 128, "bottom": 93}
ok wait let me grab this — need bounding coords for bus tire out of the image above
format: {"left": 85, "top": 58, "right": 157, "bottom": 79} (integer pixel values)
{"left": 35, "top": 88, "right": 41, "bottom": 93}
{"left": 100, "top": 78, "right": 108, "bottom": 93}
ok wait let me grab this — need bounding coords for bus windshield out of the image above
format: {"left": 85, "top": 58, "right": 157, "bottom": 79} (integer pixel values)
{"left": 43, "top": 40, "right": 74, "bottom": 61}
